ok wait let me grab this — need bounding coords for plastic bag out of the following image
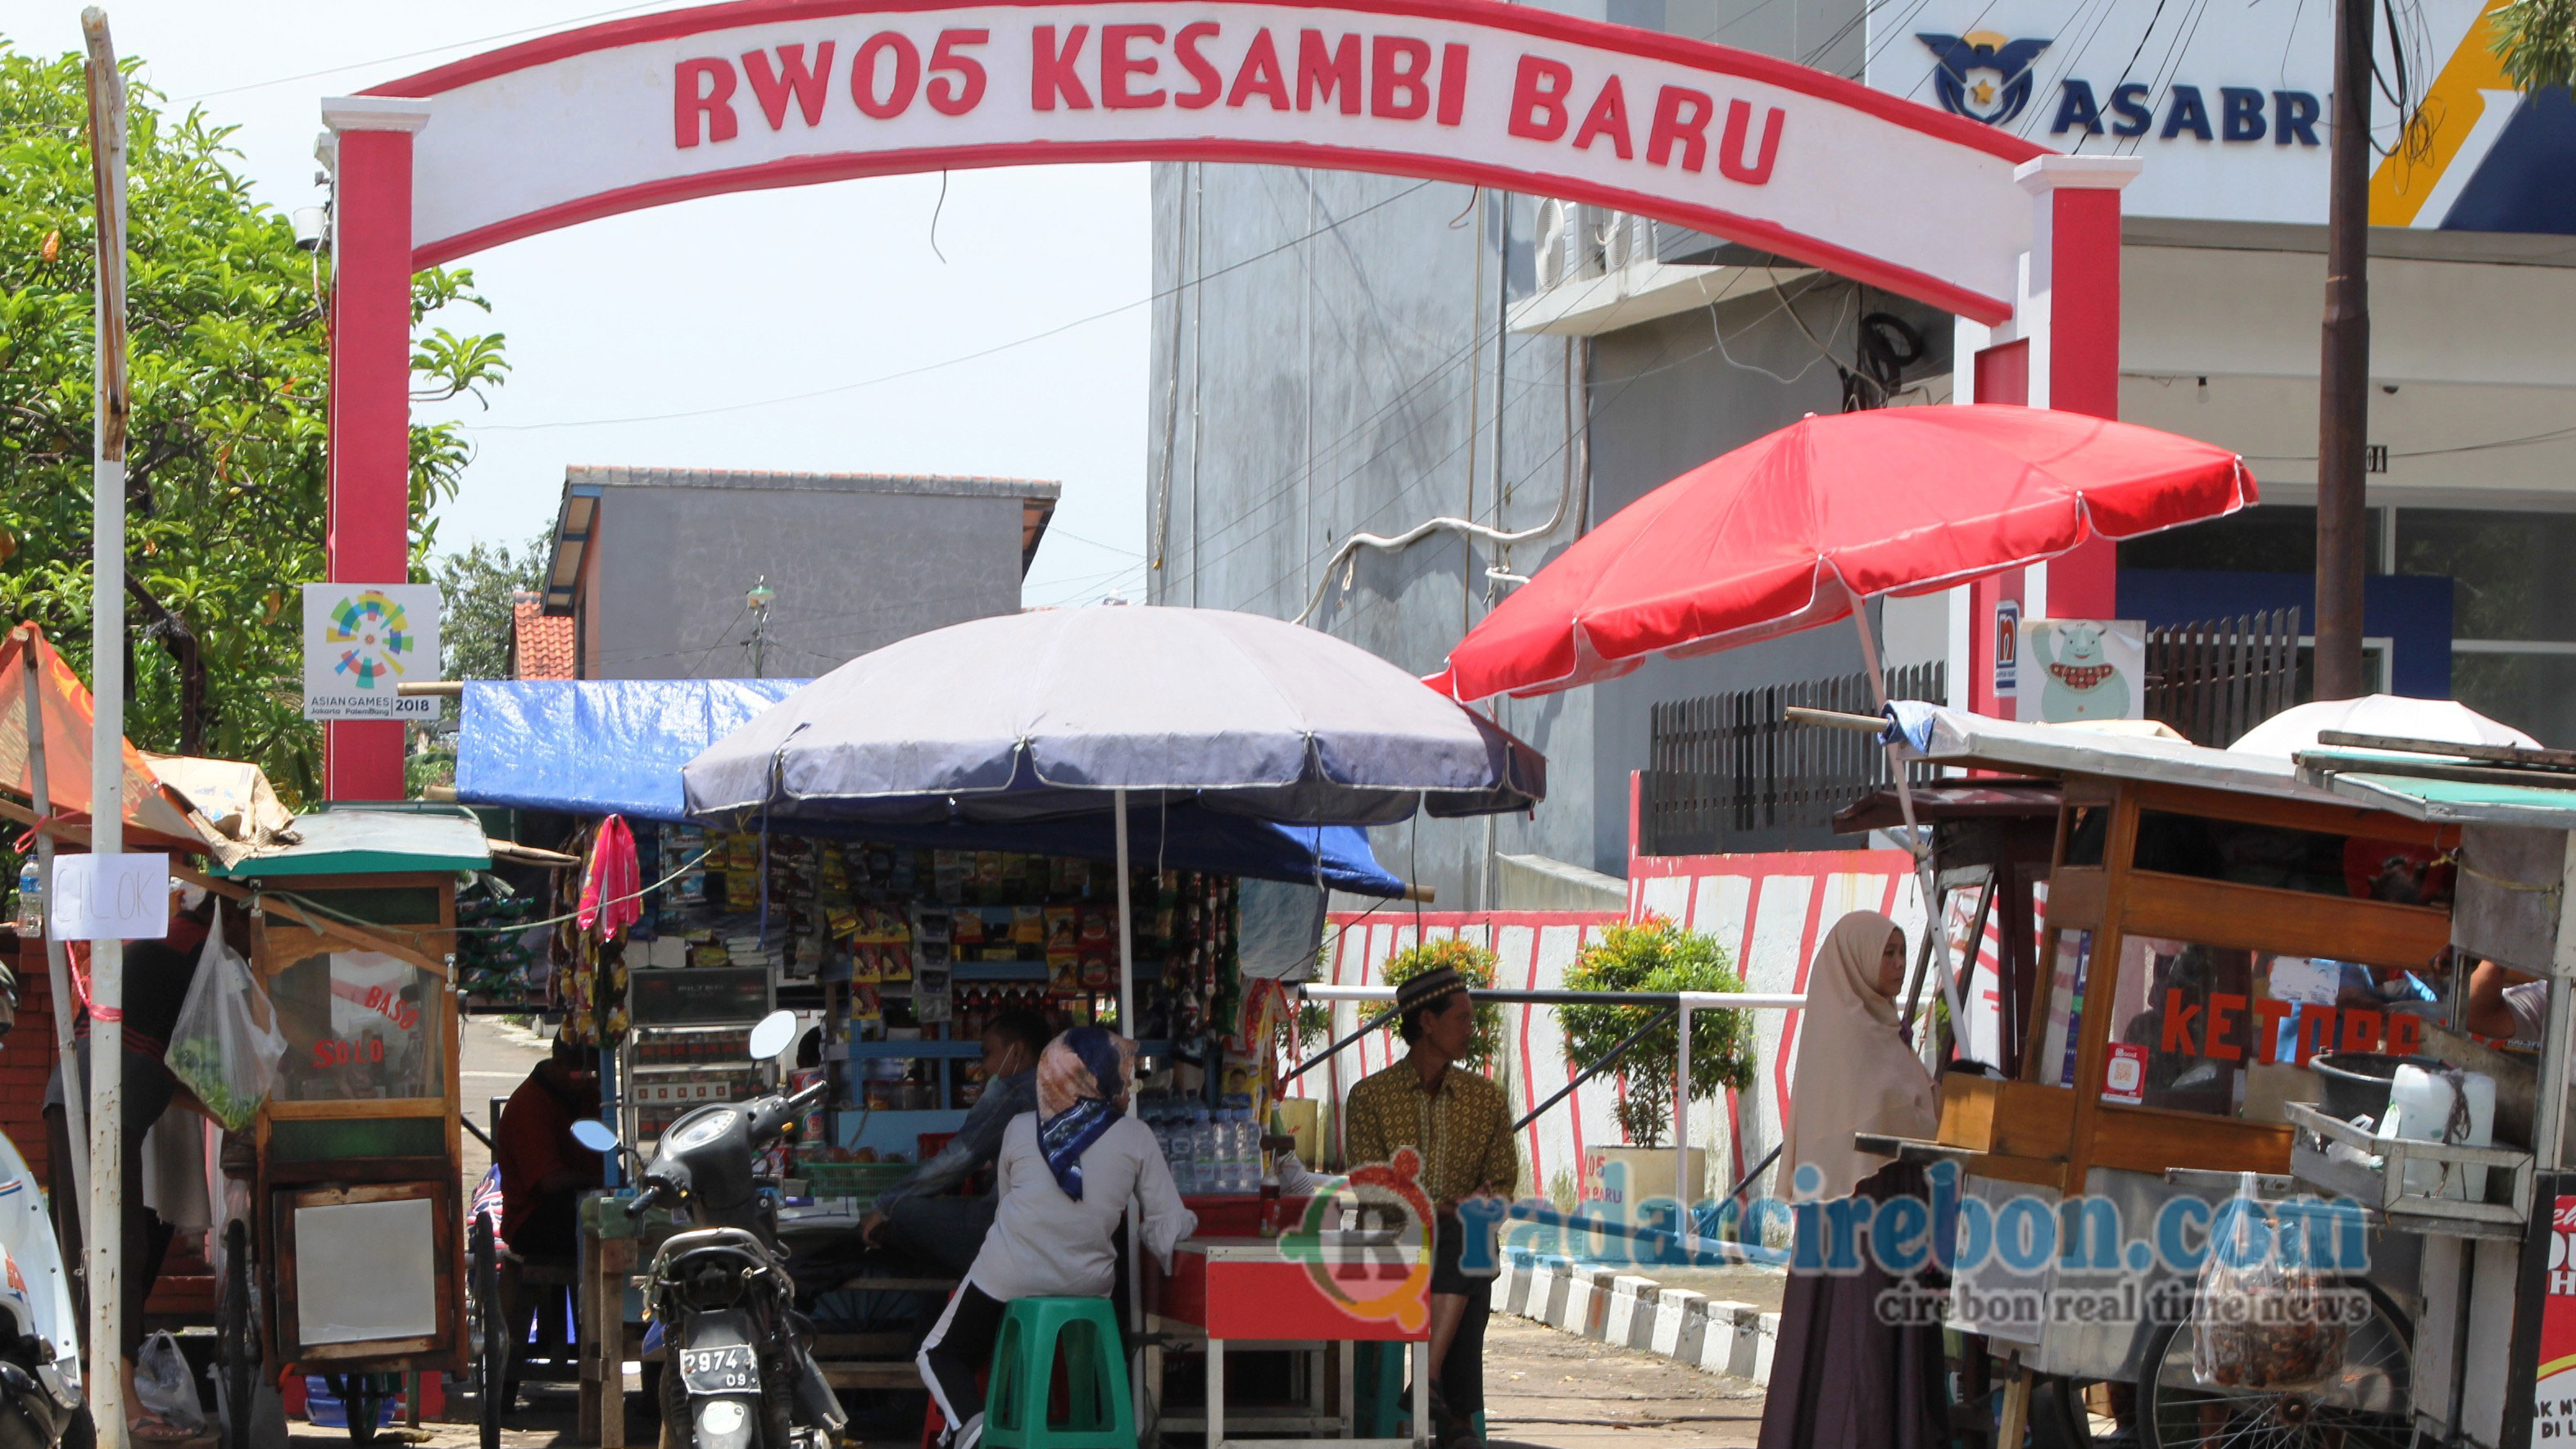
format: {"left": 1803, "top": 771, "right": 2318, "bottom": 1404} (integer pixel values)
{"left": 166, "top": 903, "right": 288, "bottom": 1133}
{"left": 2191, "top": 1173, "right": 2348, "bottom": 1392}
{"left": 136, "top": 1330, "right": 207, "bottom": 1434}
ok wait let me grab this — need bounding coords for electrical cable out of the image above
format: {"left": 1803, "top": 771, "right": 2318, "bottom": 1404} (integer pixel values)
{"left": 464, "top": 179, "right": 1440, "bottom": 434}
{"left": 172, "top": 2, "right": 676, "bottom": 102}
{"left": 1279, "top": 272, "right": 1858, "bottom": 624}
{"left": 266, "top": 849, "right": 714, "bottom": 946}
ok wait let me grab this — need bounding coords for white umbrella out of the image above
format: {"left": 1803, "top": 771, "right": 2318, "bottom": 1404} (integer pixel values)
{"left": 684, "top": 605, "right": 1544, "bottom": 1026}
{"left": 2228, "top": 694, "right": 2538, "bottom": 759}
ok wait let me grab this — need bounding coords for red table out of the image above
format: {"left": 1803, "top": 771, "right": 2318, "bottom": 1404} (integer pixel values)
{"left": 1146, "top": 1232, "right": 1429, "bottom": 1449}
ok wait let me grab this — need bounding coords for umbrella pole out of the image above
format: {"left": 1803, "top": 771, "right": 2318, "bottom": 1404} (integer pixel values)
{"left": 1111, "top": 789, "right": 1145, "bottom": 1430}
{"left": 1849, "top": 605, "right": 1972, "bottom": 1063}
{"left": 1115, "top": 788, "right": 1136, "bottom": 1035}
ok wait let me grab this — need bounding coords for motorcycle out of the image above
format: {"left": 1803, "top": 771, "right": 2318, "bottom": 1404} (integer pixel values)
{"left": 572, "top": 1012, "right": 845, "bottom": 1449}
{"left": 0, "top": 1122, "right": 82, "bottom": 1449}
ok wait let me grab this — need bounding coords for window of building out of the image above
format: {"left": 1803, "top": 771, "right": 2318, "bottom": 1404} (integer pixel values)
{"left": 2395, "top": 508, "right": 2576, "bottom": 746}
{"left": 2116, "top": 505, "right": 2380, "bottom": 576}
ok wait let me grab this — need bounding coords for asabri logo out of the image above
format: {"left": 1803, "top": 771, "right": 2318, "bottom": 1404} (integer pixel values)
{"left": 1917, "top": 32, "right": 2051, "bottom": 126}
{"left": 1917, "top": 31, "right": 2324, "bottom": 147}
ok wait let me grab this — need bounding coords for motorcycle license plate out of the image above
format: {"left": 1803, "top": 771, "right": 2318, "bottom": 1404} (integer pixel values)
{"left": 678, "top": 1345, "right": 760, "bottom": 1394}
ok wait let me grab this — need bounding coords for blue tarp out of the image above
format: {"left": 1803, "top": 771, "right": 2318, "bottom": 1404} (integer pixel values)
{"left": 456, "top": 679, "right": 808, "bottom": 822}
{"left": 453, "top": 679, "right": 1408, "bottom": 896}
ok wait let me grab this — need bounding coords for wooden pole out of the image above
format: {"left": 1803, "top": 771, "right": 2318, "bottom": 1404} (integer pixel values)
{"left": 13, "top": 630, "right": 92, "bottom": 1243}
{"left": 79, "top": 12, "right": 129, "bottom": 1443}
{"left": 2313, "top": 0, "right": 2373, "bottom": 700}
{"left": 1996, "top": 1364, "right": 2032, "bottom": 1447}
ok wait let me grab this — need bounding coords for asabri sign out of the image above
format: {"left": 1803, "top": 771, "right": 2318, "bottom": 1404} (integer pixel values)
{"left": 1866, "top": 0, "right": 2575, "bottom": 235}
{"left": 372, "top": 0, "right": 2046, "bottom": 320}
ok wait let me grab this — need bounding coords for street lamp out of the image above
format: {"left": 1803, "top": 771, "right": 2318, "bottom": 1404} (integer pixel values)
{"left": 746, "top": 578, "right": 775, "bottom": 677}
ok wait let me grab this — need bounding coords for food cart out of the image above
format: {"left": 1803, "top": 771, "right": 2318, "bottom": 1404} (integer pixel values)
{"left": 208, "top": 803, "right": 488, "bottom": 1443}
{"left": 2289, "top": 731, "right": 2576, "bottom": 1449}
{"left": 1849, "top": 708, "right": 2511, "bottom": 1447}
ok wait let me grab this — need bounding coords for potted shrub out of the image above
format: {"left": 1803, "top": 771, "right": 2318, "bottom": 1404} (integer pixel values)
{"left": 1560, "top": 917, "right": 1755, "bottom": 1205}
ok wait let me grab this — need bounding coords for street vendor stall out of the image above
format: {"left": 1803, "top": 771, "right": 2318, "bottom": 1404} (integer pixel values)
{"left": 682, "top": 605, "right": 1543, "bottom": 1448}
{"left": 1846, "top": 704, "right": 2521, "bottom": 1448}
{"left": 2290, "top": 731, "right": 2576, "bottom": 1449}
{"left": 206, "top": 803, "right": 491, "bottom": 1442}
{"left": 450, "top": 615, "right": 1538, "bottom": 1449}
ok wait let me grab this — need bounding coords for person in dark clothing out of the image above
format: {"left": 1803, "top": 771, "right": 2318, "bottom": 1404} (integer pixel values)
{"left": 857, "top": 1009, "right": 1053, "bottom": 1279}
{"left": 494, "top": 1037, "right": 602, "bottom": 1261}
{"left": 43, "top": 888, "right": 224, "bottom": 1442}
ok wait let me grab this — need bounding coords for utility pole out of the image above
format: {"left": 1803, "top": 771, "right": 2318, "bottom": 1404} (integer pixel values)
{"left": 746, "top": 577, "right": 775, "bottom": 678}
{"left": 80, "top": 11, "right": 130, "bottom": 1447}
{"left": 2313, "top": 0, "right": 2372, "bottom": 700}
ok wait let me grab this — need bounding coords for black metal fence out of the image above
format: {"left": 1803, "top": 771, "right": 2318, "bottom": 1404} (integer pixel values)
{"left": 1639, "top": 662, "right": 1946, "bottom": 857}
{"left": 2143, "top": 609, "right": 2302, "bottom": 747}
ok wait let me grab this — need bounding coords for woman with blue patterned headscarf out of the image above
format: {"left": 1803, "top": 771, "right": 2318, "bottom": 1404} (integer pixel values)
{"left": 916, "top": 1029, "right": 1195, "bottom": 1449}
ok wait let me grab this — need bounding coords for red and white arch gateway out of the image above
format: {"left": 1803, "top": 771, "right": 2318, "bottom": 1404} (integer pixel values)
{"left": 320, "top": 0, "right": 2135, "bottom": 796}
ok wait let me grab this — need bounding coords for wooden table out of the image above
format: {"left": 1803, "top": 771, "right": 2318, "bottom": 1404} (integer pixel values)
{"left": 1147, "top": 1234, "right": 1429, "bottom": 1449}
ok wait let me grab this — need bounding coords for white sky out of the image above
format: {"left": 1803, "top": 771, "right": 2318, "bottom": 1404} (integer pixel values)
{"left": 2, "top": 0, "right": 1151, "bottom": 609}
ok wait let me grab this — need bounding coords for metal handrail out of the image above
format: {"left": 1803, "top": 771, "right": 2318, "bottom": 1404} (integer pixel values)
{"left": 1286, "top": 985, "right": 1812, "bottom": 1198}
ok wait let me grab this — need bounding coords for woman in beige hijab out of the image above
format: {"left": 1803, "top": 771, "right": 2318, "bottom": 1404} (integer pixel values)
{"left": 1758, "top": 910, "right": 1948, "bottom": 1449}
{"left": 1780, "top": 909, "right": 1939, "bottom": 1200}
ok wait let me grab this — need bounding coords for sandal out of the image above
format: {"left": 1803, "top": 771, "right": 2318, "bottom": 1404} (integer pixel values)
{"left": 127, "top": 1411, "right": 202, "bottom": 1443}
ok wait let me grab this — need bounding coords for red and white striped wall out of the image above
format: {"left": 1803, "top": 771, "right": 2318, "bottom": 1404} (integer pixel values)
{"left": 1302, "top": 848, "right": 2017, "bottom": 1201}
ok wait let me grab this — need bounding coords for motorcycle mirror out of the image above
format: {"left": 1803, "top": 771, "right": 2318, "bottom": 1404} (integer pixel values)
{"left": 748, "top": 1009, "right": 798, "bottom": 1062}
{"left": 570, "top": 1118, "right": 622, "bottom": 1154}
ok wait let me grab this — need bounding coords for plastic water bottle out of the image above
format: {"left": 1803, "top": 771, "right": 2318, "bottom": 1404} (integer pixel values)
{"left": 1236, "top": 1111, "right": 1259, "bottom": 1193}
{"left": 1214, "top": 1109, "right": 1240, "bottom": 1193}
{"left": 1187, "top": 1106, "right": 1213, "bottom": 1194}
{"left": 14, "top": 862, "right": 39, "bottom": 935}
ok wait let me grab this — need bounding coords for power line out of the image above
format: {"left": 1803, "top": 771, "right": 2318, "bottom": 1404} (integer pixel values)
{"left": 169, "top": 2, "right": 674, "bottom": 102}
{"left": 460, "top": 179, "right": 1443, "bottom": 434}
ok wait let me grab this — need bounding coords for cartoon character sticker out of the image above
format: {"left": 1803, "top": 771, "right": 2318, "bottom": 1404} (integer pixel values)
{"left": 2019, "top": 619, "right": 2144, "bottom": 724}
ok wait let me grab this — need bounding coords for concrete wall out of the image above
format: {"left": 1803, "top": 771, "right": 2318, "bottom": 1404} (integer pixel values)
{"left": 585, "top": 485, "right": 1030, "bottom": 679}
{"left": 1148, "top": 165, "right": 1603, "bottom": 902}
{"left": 1148, "top": 170, "right": 1942, "bottom": 899}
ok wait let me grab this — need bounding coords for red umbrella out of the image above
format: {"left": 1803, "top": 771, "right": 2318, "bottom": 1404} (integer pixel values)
{"left": 1433, "top": 405, "right": 2256, "bottom": 702}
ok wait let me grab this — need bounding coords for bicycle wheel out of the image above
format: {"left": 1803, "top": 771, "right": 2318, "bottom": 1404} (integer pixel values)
{"left": 218, "top": 1220, "right": 252, "bottom": 1449}
{"left": 2134, "top": 1278, "right": 2413, "bottom": 1449}
{"left": 472, "top": 1216, "right": 504, "bottom": 1449}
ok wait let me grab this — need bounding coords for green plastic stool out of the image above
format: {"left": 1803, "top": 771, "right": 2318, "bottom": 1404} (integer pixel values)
{"left": 983, "top": 1297, "right": 1135, "bottom": 1449}
{"left": 1356, "top": 1343, "right": 1485, "bottom": 1440}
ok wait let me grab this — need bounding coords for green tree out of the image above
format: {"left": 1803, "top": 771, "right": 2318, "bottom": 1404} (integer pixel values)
{"left": 433, "top": 531, "right": 549, "bottom": 684}
{"left": 2494, "top": 0, "right": 2576, "bottom": 93}
{"left": 1560, "top": 917, "right": 1755, "bottom": 1148}
{"left": 0, "top": 40, "right": 507, "bottom": 802}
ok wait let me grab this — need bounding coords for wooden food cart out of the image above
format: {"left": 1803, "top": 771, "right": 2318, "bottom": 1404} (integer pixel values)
{"left": 211, "top": 803, "right": 487, "bottom": 1443}
{"left": 1861, "top": 710, "right": 2491, "bottom": 1447}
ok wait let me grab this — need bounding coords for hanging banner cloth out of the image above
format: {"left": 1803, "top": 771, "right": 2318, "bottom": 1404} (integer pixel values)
{"left": 0, "top": 623, "right": 203, "bottom": 850}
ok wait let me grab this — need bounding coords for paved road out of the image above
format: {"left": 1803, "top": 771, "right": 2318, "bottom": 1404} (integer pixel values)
{"left": 1486, "top": 1315, "right": 1766, "bottom": 1449}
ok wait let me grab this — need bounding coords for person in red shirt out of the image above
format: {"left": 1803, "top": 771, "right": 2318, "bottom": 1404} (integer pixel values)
{"left": 495, "top": 1038, "right": 602, "bottom": 1260}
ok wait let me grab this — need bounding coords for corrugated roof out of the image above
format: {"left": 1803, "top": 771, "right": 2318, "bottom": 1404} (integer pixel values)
{"left": 210, "top": 802, "right": 492, "bottom": 879}
{"left": 510, "top": 592, "right": 576, "bottom": 680}
{"left": 542, "top": 469, "right": 1064, "bottom": 614}
{"left": 562, "top": 465, "right": 1060, "bottom": 501}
